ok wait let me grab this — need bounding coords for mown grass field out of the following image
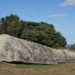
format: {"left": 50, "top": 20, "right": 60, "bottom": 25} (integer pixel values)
{"left": 0, "top": 62, "right": 75, "bottom": 75}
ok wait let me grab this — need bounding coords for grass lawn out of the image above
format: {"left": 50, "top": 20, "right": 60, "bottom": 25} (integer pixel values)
{"left": 0, "top": 62, "right": 75, "bottom": 75}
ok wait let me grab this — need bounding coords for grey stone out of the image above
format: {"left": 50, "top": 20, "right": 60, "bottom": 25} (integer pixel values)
{"left": 0, "top": 34, "right": 75, "bottom": 64}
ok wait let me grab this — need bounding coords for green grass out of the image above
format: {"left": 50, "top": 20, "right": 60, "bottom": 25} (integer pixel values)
{"left": 16, "top": 62, "right": 75, "bottom": 75}
{"left": 0, "top": 62, "right": 75, "bottom": 75}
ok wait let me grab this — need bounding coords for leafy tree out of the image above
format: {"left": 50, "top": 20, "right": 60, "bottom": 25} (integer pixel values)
{"left": 0, "top": 14, "right": 67, "bottom": 48}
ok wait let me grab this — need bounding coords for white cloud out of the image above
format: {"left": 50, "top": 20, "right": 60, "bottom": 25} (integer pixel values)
{"left": 59, "top": 0, "right": 75, "bottom": 6}
{"left": 48, "top": 14, "right": 67, "bottom": 18}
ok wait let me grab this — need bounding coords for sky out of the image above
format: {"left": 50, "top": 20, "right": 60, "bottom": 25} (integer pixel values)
{"left": 0, "top": 0, "right": 75, "bottom": 44}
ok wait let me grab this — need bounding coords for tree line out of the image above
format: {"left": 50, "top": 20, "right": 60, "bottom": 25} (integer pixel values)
{"left": 0, "top": 14, "right": 67, "bottom": 48}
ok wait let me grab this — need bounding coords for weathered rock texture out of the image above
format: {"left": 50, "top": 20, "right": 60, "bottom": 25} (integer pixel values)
{"left": 0, "top": 34, "right": 75, "bottom": 64}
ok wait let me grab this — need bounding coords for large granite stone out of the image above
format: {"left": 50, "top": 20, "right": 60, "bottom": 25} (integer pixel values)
{"left": 0, "top": 34, "right": 75, "bottom": 64}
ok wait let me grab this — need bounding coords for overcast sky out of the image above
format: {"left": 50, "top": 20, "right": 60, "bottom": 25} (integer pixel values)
{"left": 0, "top": 0, "right": 75, "bottom": 44}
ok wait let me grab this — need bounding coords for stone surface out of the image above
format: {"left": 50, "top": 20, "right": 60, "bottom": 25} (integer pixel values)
{"left": 0, "top": 34, "right": 75, "bottom": 64}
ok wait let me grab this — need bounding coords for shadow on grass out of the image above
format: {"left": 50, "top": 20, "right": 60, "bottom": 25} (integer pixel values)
{"left": 1, "top": 61, "right": 69, "bottom": 68}
{"left": 2, "top": 60, "right": 75, "bottom": 67}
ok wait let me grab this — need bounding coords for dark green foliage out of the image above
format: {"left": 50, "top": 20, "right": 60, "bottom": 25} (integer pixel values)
{"left": 0, "top": 14, "right": 67, "bottom": 48}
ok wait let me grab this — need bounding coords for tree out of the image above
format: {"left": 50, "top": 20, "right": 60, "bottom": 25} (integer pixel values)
{"left": 0, "top": 14, "right": 67, "bottom": 48}
{"left": 70, "top": 44, "right": 75, "bottom": 50}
